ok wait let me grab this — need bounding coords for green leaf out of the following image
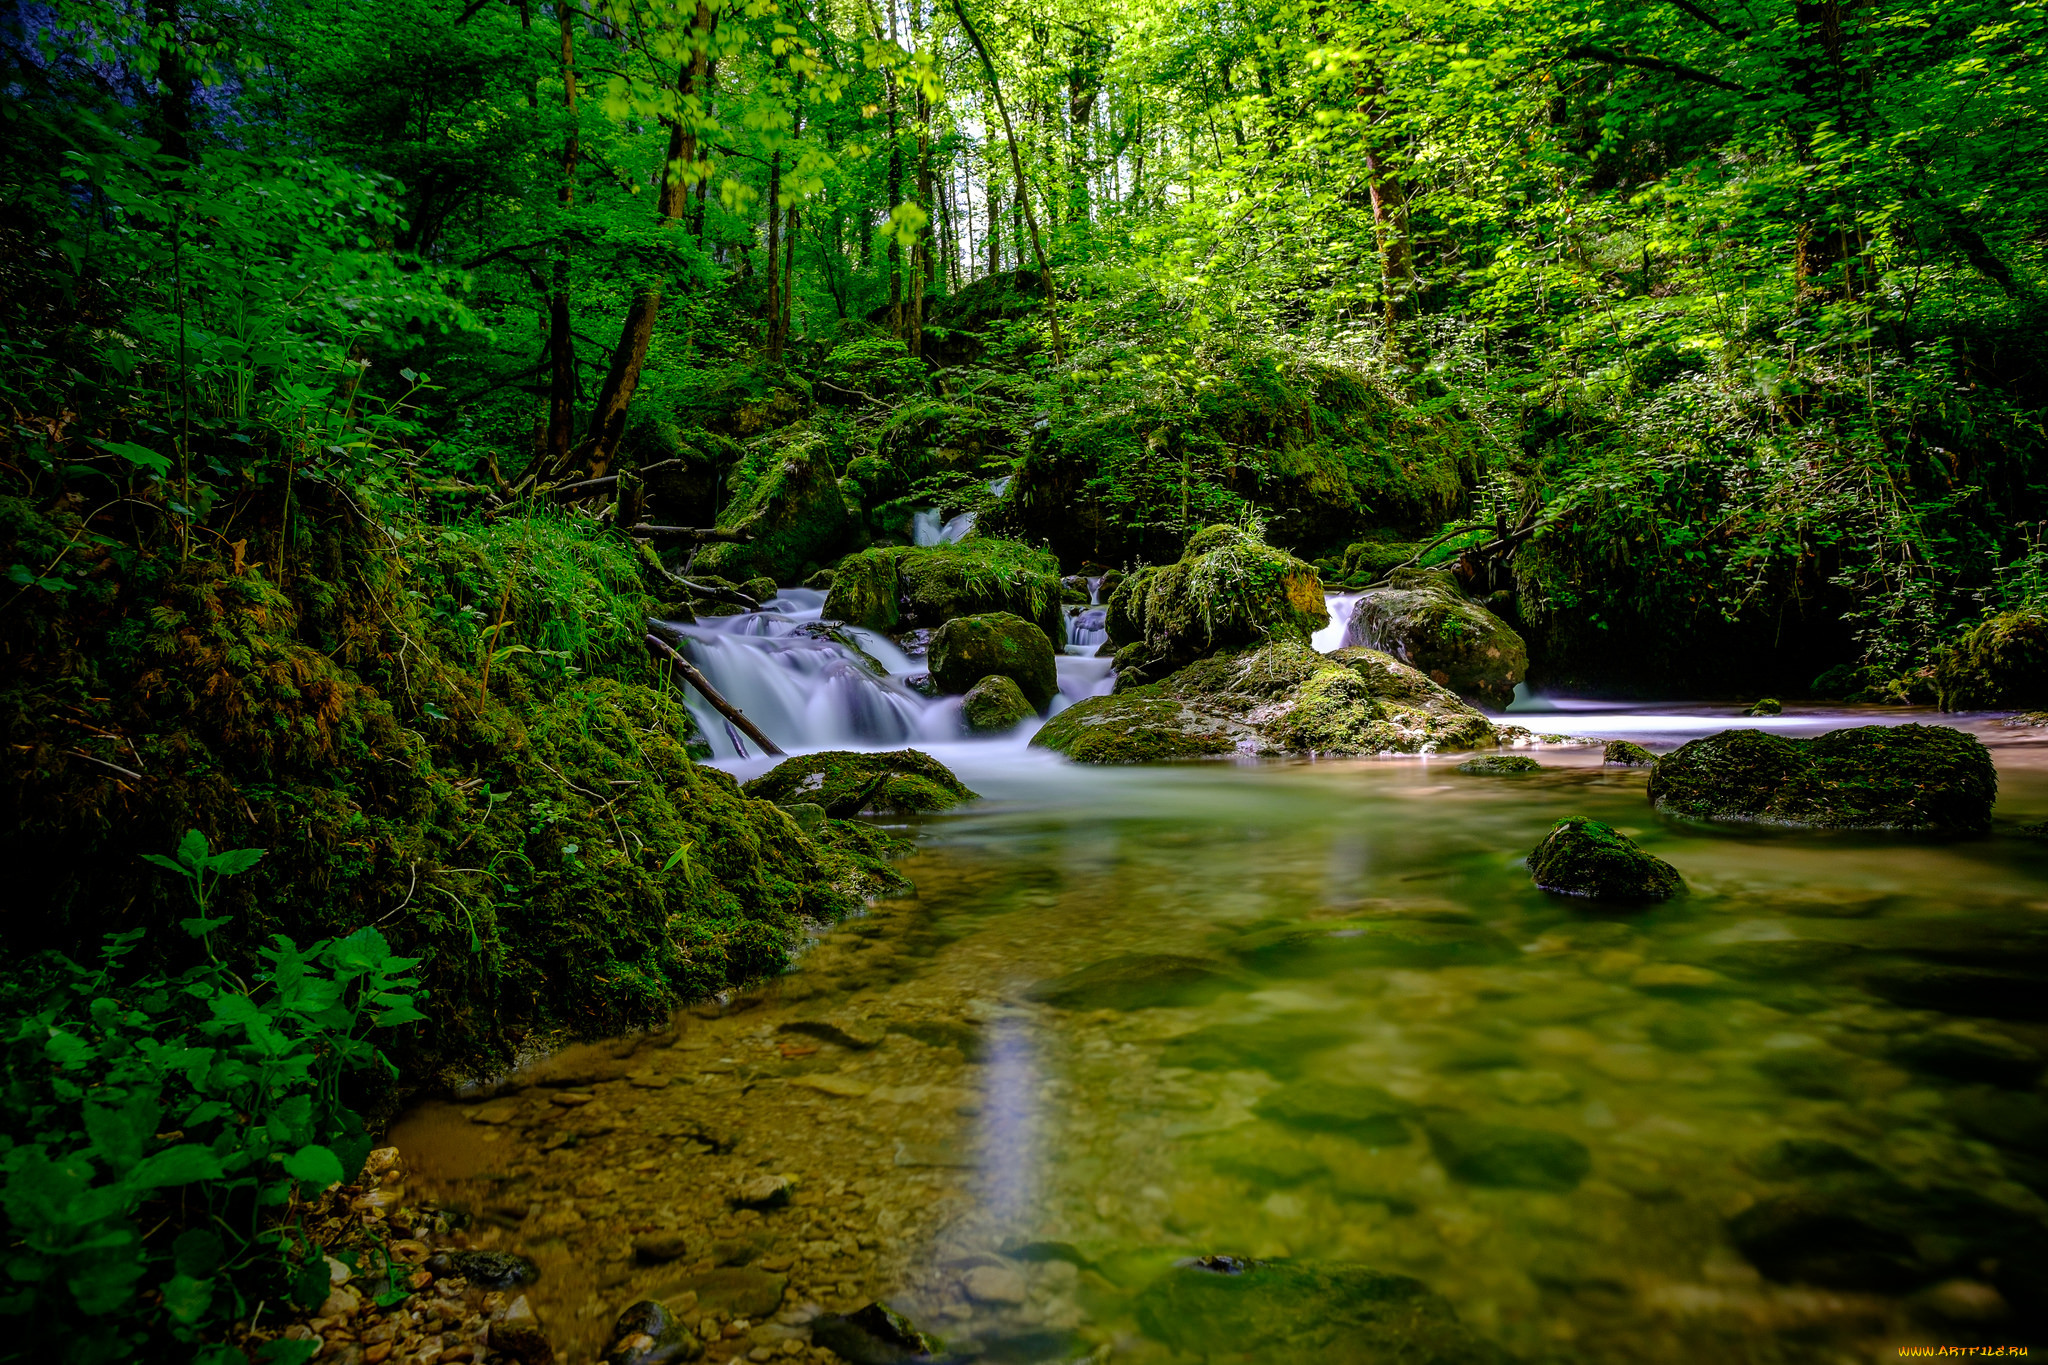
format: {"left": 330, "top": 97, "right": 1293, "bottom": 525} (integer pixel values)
{"left": 161, "top": 1272, "right": 213, "bottom": 1325}
{"left": 206, "top": 847, "right": 265, "bottom": 877}
{"left": 257, "top": 1339, "right": 320, "bottom": 1364}
{"left": 281, "top": 1145, "right": 344, "bottom": 1187}
{"left": 94, "top": 439, "right": 171, "bottom": 476}
{"left": 172, "top": 1228, "right": 224, "bottom": 1279}
{"left": 174, "top": 829, "right": 211, "bottom": 871}
{"left": 127, "top": 1144, "right": 224, "bottom": 1189}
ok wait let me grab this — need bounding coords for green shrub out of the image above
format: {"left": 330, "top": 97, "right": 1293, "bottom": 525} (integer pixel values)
{"left": 0, "top": 831, "right": 423, "bottom": 1364}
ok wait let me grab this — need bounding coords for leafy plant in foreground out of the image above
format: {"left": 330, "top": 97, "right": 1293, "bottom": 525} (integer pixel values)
{"left": 0, "top": 832, "right": 425, "bottom": 1364}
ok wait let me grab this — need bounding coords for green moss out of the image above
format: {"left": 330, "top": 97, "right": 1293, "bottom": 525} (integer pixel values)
{"left": 1934, "top": 610, "right": 2048, "bottom": 710}
{"left": 1457, "top": 755, "right": 1543, "bottom": 775}
{"left": 962, "top": 674, "right": 1035, "bottom": 732}
{"left": 1603, "top": 740, "right": 1657, "bottom": 767}
{"left": 821, "top": 538, "right": 1064, "bottom": 640}
{"left": 1031, "top": 696, "right": 1244, "bottom": 764}
{"left": 1528, "top": 817, "right": 1683, "bottom": 902}
{"left": 740, "top": 749, "right": 977, "bottom": 816}
{"left": 1344, "top": 570, "right": 1527, "bottom": 707}
{"left": 693, "top": 425, "right": 853, "bottom": 584}
{"left": 928, "top": 611, "right": 1057, "bottom": 708}
{"left": 1648, "top": 724, "right": 1996, "bottom": 833}
{"left": 1106, "top": 527, "right": 1327, "bottom": 681}
{"left": 1744, "top": 698, "right": 1784, "bottom": 717}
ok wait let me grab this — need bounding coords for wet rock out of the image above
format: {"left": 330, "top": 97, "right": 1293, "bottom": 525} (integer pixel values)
{"left": 424, "top": 1250, "right": 539, "bottom": 1289}
{"left": 1528, "top": 817, "right": 1682, "bottom": 903}
{"left": 602, "top": 1298, "right": 705, "bottom": 1365}
{"left": 929, "top": 612, "right": 1058, "bottom": 709}
{"left": 741, "top": 749, "right": 977, "bottom": 817}
{"left": 634, "top": 1233, "right": 694, "bottom": 1265}
{"left": 1603, "top": 740, "right": 1656, "bottom": 767}
{"left": 823, "top": 540, "right": 1065, "bottom": 641}
{"left": 809, "top": 1302, "right": 938, "bottom": 1364}
{"left": 1455, "top": 755, "right": 1542, "bottom": 775}
{"left": 1933, "top": 608, "right": 2048, "bottom": 710}
{"left": 885, "top": 1018, "right": 986, "bottom": 1062}
{"left": 1342, "top": 569, "right": 1528, "bottom": 707}
{"left": 1744, "top": 698, "right": 1783, "bottom": 717}
{"left": 1889, "top": 1026, "right": 2044, "bottom": 1086}
{"left": 1105, "top": 526, "right": 1327, "bottom": 682}
{"left": 1728, "top": 1196, "right": 1925, "bottom": 1292}
{"left": 1226, "top": 918, "right": 1517, "bottom": 975}
{"left": 731, "top": 1174, "right": 795, "bottom": 1210}
{"left": 1647, "top": 724, "right": 1996, "bottom": 833}
{"left": 489, "top": 1295, "right": 554, "bottom": 1365}
{"left": 1023, "top": 953, "right": 1248, "bottom": 1011}
{"left": 1860, "top": 963, "right": 2048, "bottom": 1020}
{"left": 1254, "top": 1082, "right": 1415, "bottom": 1145}
{"left": 666, "top": 1267, "right": 789, "bottom": 1320}
{"left": 779, "top": 1019, "right": 883, "bottom": 1051}
{"left": 960, "top": 673, "right": 1035, "bottom": 732}
{"left": 960, "top": 1265, "right": 1028, "bottom": 1305}
{"left": 1131, "top": 1257, "right": 1513, "bottom": 1364}
{"left": 1425, "top": 1117, "right": 1591, "bottom": 1192}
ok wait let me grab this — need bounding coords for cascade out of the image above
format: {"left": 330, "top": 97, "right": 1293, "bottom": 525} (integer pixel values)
{"left": 664, "top": 589, "right": 1114, "bottom": 759}
{"left": 909, "top": 475, "right": 1014, "bottom": 548}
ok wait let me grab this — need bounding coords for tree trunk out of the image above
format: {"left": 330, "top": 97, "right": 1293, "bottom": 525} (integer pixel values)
{"left": 544, "top": 0, "right": 580, "bottom": 466}
{"left": 947, "top": 0, "right": 1064, "bottom": 361}
{"left": 547, "top": 1, "right": 715, "bottom": 486}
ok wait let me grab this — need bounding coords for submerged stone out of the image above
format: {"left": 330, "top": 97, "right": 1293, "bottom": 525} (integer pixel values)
{"left": 1456, "top": 754, "right": 1542, "bottom": 775}
{"left": 1157, "top": 1018, "right": 1356, "bottom": 1078}
{"left": 1603, "top": 740, "right": 1656, "bottom": 767}
{"left": 1254, "top": 1082, "right": 1414, "bottom": 1145}
{"left": 1342, "top": 569, "right": 1528, "bottom": 707}
{"left": 602, "top": 1298, "right": 704, "bottom": 1365}
{"left": 1130, "top": 1257, "right": 1512, "bottom": 1364}
{"left": 1860, "top": 963, "right": 2048, "bottom": 1020}
{"left": 1425, "top": 1117, "right": 1591, "bottom": 1191}
{"left": 425, "top": 1249, "right": 539, "bottom": 1289}
{"left": 1023, "top": 953, "right": 1248, "bottom": 1011}
{"left": 960, "top": 673, "right": 1035, "bottom": 731}
{"left": 664, "top": 1267, "right": 788, "bottom": 1319}
{"left": 929, "top": 612, "right": 1057, "bottom": 708}
{"left": 1647, "top": 724, "right": 1996, "bottom": 833}
{"left": 1227, "top": 918, "right": 1518, "bottom": 975}
{"left": 809, "top": 1302, "right": 938, "bottom": 1364}
{"left": 741, "top": 749, "right": 976, "bottom": 817}
{"left": 1527, "top": 818, "right": 1682, "bottom": 902}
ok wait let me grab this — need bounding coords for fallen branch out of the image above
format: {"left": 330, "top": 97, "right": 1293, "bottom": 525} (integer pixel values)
{"left": 626, "top": 523, "right": 750, "bottom": 543}
{"left": 67, "top": 749, "right": 143, "bottom": 782}
{"left": 631, "top": 541, "right": 762, "bottom": 610}
{"left": 545, "top": 459, "right": 682, "bottom": 500}
{"left": 645, "top": 632, "right": 785, "bottom": 756}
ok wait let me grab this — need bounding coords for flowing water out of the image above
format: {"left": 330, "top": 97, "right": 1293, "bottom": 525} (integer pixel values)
{"left": 391, "top": 592, "right": 2048, "bottom": 1364}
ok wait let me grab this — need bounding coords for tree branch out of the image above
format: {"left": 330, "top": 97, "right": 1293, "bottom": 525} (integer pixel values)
{"left": 1564, "top": 43, "right": 1744, "bottom": 92}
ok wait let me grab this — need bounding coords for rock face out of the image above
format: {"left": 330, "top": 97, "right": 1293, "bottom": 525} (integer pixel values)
{"left": 1341, "top": 569, "right": 1527, "bottom": 707}
{"left": 1033, "top": 637, "right": 1499, "bottom": 764}
{"left": 1528, "top": 818, "right": 1683, "bottom": 902}
{"left": 822, "top": 539, "right": 1064, "bottom": 642}
{"left": 928, "top": 612, "right": 1057, "bottom": 708}
{"left": 694, "top": 427, "right": 852, "bottom": 585}
{"left": 1105, "top": 525, "right": 1327, "bottom": 684}
{"left": 1934, "top": 608, "right": 2048, "bottom": 710}
{"left": 741, "top": 750, "right": 977, "bottom": 816}
{"left": 1131, "top": 1257, "right": 1512, "bottom": 1365}
{"left": 961, "top": 674, "right": 1035, "bottom": 731}
{"left": 1646, "top": 724, "right": 1996, "bottom": 833}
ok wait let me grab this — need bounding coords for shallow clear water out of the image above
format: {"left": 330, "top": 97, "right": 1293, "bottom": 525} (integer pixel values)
{"left": 392, "top": 720, "right": 2048, "bottom": 1364}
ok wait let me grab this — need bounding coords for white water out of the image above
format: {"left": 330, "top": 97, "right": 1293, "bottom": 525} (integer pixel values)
{"left": 666, "top": 589, "right": 1115, "bottom": 760}
{"left": 910, "top": 475, "right": 1015, "bottom": 548}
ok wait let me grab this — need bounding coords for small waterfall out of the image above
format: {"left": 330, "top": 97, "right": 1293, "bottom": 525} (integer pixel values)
{"left": 664, "top": 589, "right": 1113, "bottom": 759}
{"left": 1314, "top": 592, "right": 1361, "bottom": 654}
{"left": 1063, "top": 605, "right": 1108, "bottom": 655}
{"left": 909, "top": 475, "right": 1013, "bottom": 548}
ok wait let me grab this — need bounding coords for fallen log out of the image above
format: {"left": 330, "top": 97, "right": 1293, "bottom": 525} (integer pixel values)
{"left": 644, "top": 631, "right": 786, "bottom": 756}
{"left": 627, "top": 523, "right": 751, "bottom": 543}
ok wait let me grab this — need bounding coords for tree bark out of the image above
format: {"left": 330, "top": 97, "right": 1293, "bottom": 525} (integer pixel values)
{"left": 545, "top": 0, "right": 580, "bottom": 466}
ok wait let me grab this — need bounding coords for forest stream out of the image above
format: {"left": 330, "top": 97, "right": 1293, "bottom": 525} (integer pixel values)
{"left": 386, "top": 601, "right": 2048, "bottom": 1365}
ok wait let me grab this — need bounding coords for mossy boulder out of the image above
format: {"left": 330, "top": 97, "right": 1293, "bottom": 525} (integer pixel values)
{"left": 1106, "top": 527, "right": 1327, "bottom": 683}
{"left": 1528, "top": 818, "right": 1683, "bottom": 902}
{"left": 1646, "top": 724, "right": 1996, "bottom": 833}
{"left": 961, "top": 674, "right": 1034, "bottom": 732}
{"left": 1744, "top": 697, "right": 1783, "bottom": 716}
{"left": 1934, "top": 609, "right": 2048, "bottom": 710}
{"left": 1034, "top": 637, "right": 1499, "bottom": 764}
{"left": 1131, "top": 1258, "right": 1512, "bottom": 1365}
{"left": 694, "top": 426, "right": 852, "bottom": 584}
{"left": 1603, "top": 740, "right": 1656, "bottom": 767}
{"left": 822, "top": 539, "right": 1063, "bottom": 641}
{"left": 928, "top": 612, "right": 1057, "bottom": 709}
{"left": 1338, "top": 537, "right": 1423, "bottom": 583}
{"left": 1457, "top": 754, "right": 1542, "bottom": 775}
{"left": 740, "top": 749, "right": 976, "bottom": 817}
{"left": 1342, "top": 568, "right": 1526, "bottom": 707}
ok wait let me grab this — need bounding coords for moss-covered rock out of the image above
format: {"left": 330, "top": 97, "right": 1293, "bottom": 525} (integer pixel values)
{"left": 1457, "top": 754, "right": 1542, "bottom": 775}
{"left": 928, "top": 612, "right": 1057, "bottom": 709}
{"left": 1106, "top": 526, "right": 1327, "bottom": 683}
{"left": 740, "top": 749, "right": 977, "bottom": 817}
{"left": 1744, "top": 698, "right": 1783, "bottom": 717}
{"left": 1338, "top": 536, "right": 1423, "bottom": 583}
{"left": 1646, "top": 724, "right": 1996, "bottom": 833}
{"left": 961, "top": 674, "right": 1035, "bottom": 732}
{"left": 1342, "top": 568, "right": 1526, "bottom": 707}
{"left": 1034, "top": 637, "right": 1499, "bottom": 763}
{"left": 694, "top": 426, "right": 853, "bottom": 584}
{"left": 1130, "top": 1257, "right": 1512, "bottom": 1365}
{"left": 1933, "top": 609, "right": 2048, "bottom": 711}
{"left": 1604, "top": 740, "right": 1656, "bottom": 767}
{"left": 1528, "top": 818, "right": 1683, "bottom": 902}
{"left": 821, "top": 539, "right": 1064, "bottom": 641}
